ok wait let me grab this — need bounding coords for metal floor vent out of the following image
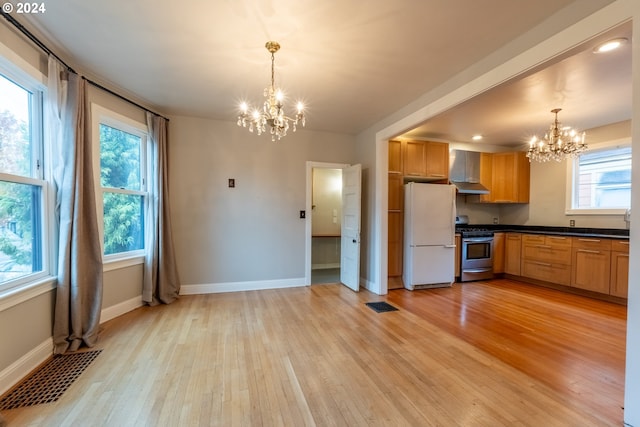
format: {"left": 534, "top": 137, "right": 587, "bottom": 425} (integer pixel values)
{"left": 365, "top": 301, "right": 399, "bottom": 313}
{"left": 0, "top": 350, "right": 102, "bottom": 410}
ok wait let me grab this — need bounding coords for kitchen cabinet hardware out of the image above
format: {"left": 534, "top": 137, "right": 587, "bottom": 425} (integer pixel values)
{"left": 578, "top": 238, "right": 601, "bottom": 242}
{"left": 577, "top": 249, "right": 601, "bottom": 254}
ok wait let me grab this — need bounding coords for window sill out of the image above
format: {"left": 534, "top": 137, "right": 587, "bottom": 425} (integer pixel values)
{"left": 565, "top": 208, "right": 628, "bottom": 216}
{"left": 103, "top": 254, "right": 145, "bottom": 272}
{"left": 0, "top": 277, "right": 56, "bottom": 313}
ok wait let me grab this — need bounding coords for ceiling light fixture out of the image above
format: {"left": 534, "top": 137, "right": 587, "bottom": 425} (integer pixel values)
{"left": 237, "top": 41, "right": 306, "bottom": 141}
{"left": 593, "top": 37, "right": 628, "bottom": 53}
{"left": 472, "top": 135, "right": 483, "bottom": 141}
{"left": 526, "top": 108, "right": 587, "bottom": 162}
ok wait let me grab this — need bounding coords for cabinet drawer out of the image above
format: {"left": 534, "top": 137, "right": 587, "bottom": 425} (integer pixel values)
{"left": 522, "top": 244, "right": 571, "bottom": 265}
{"left": 522, "top": 234, "right": 545, "bottom": 245}
{"left": 544, "top": 235, "right": 572, "bottom": 247}
{"left": 611, "top": 239, "right": 630, "bottom": 253}
{"left": 522, "top": 260, "right": 571, "bottom": 286}
{"left": 572, "top": 237, "right": 612, "bottom": 251}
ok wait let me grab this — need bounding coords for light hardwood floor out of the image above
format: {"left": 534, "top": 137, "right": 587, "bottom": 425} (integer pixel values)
{"left": 2, "top": 279, "right": 626, "bottom": 426}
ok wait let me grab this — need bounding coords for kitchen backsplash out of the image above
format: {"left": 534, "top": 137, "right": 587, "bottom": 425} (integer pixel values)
{"left": 455, "top": 194, "right": 500, "bottom": 224}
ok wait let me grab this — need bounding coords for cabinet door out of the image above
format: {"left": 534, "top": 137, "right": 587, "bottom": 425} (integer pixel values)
{"left": 388, "top": 211, "right": 403, "bottom": 277}
{"left": 388, "top": 140, "right": 403, "bottom": 173}
{"left": 425, "top": 141, "right": 449, "bottom": 180}
{"left": 610, "top": 251, "right": 629, "bottom": 298}
{"left": 491, "top": 153, "right": 516, "bottom": 202}
{"left": 479, "top": 153, "right": 493, "bottom": 203}
{"left": 455, "top": 234, "right": 461, "bottom": 278}
{"left": 504, "top": 233, "right": 521, "bottom": 275}
{"left": 493, "top": 232, "right": 505, "bottom": 274}
{"left": 388, "top": 174, "right": 404, "bottom": 211}
{"left": 490, "top": 152, "right": 530, "bottom": 203}
{"left": 403, "top": 141, "right": 426, "bottom": 177}
{"left": 571, "top": 248, "right": 611, "bottom": 294}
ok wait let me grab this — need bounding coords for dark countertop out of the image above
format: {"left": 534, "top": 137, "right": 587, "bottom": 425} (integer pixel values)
{"left": 456, "top": 224, "right": 629, "bottom": 239}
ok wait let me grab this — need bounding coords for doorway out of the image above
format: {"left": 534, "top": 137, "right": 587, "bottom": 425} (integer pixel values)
{"left": 311, "top": 167, "right": 343, "bottom": 284}
{"left": 305, "top": 162, "right": 348, "bottom": 285}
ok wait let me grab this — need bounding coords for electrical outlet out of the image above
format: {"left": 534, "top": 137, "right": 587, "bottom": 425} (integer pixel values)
{"left": 493, "top": 218, "right": 498, "bottom": 225}
{"left": 570, "top": 219, "right": 575, "bottom": 227}
{"left": 228, "top": 178, "right": 235, "bottom": 188}
{"left": 300, "top": 210, "right": 306, "bottom": 219}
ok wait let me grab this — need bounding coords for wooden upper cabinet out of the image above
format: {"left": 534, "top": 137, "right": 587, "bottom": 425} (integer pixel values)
{"left": 479, "top": 152, "right": 493, "bottom": 203}
{"left": 388, "top": 140, "right": 403, "bottom": 173}
{"left": 403, "top": 140, "right": 427, "bottom": 177}
{"left": 424, "top": 141, "right": 449, "bottom": 180}
{"left": 487, "top": 152, "right": 530, "bottom": 203}
{"left": 401, "top": 140, "right": 449, "bottom": 180}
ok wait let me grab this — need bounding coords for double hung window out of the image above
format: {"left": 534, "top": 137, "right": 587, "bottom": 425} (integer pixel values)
{"left": 0, "top": 70, "right": 47, "bottom": 291}
{"left": 567, "top": 140, "right": 631, "bottom": 214}
{"left": 93, "top": 105, "right": 148, "bottom": 260}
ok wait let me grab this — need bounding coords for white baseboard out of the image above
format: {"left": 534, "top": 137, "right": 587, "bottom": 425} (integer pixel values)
{"left": 180, "top": 278, "right": 306, "bottom": 295}
{"left": 0, "top": 337, "right": 52, "bottom": 396}
{"left": 100, "top": 296, "right": 144, "bottom": 324}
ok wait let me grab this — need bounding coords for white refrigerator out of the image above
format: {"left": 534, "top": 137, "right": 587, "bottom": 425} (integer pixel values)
{"left": 403, "top": 182, "right": 456, "bottom": 290}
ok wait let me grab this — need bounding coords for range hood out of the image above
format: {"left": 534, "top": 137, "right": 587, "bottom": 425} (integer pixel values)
{"left": 449, "top": 150, "right": 489, "bottom": 195}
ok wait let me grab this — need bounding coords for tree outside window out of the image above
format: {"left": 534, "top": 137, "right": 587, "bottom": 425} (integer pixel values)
{"left": 99, "top": 123, "right": 145, "bottom": 256}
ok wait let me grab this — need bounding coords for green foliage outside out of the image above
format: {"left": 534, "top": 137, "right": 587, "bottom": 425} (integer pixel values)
{"left": 0, "top": 109, "right": 35, "bottom": 282}
{"left": 99, "top": 124, "right": 144, "bottom": 255}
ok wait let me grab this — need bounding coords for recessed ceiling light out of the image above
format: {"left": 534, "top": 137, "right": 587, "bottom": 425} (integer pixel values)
{"left": 593, "top": 37, "right": 628, "bottom": 53}
{"left": 472, "top": 135, "right": 483, "bottom": 141}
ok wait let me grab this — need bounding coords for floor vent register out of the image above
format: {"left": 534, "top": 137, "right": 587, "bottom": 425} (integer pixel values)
{"left": 0, "top": 350, "right": 102, "bottom": 410}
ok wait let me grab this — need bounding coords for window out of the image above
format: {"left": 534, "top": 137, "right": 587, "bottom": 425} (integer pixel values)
{"left": 567, "top": 140, "right": 631, "bottom": 214}
{"left": 0, "top": 70, "right": 48, "bottom": 291}
{"left": 93, "top": 105, "right": 148, "bottom": 260}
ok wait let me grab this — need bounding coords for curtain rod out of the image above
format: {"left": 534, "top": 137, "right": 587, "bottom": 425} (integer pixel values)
{"left": 1, "top": 11, "right": 169, "bottom": 122}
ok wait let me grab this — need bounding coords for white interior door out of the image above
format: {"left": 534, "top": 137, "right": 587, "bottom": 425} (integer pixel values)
{"left": 340, "top": 164, "right": 361, "bottom": 291}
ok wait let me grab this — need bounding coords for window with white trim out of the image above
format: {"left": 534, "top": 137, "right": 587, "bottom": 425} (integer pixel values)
{"left": 567, "top": 140, "right": 631, "bottom": 214}
{"left": 92, "top": 105, "right": 148, "bottom": 260}
{"left": 0, "top": 68, "right": 49, "bottom": 292}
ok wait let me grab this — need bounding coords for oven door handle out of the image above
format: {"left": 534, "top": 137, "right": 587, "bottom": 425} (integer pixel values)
{"left": 462, "top": 268, "right": 493, "bottom": 273}
{"left": 462, "top": 237, "right": 494, "bottom": 243}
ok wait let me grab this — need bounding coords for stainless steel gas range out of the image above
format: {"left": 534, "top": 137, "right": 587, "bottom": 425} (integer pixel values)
{"left": 455, "top": 217, "right": 495, "bottom": 282}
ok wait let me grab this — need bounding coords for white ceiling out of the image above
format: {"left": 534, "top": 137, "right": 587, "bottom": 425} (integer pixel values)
{"left": 15, "top": 0, "right": 629, "bottom": 143}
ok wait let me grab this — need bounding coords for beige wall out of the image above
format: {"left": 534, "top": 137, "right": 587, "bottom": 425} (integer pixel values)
{"left": 168, "top": 115, "right": 357, "bottom": 286}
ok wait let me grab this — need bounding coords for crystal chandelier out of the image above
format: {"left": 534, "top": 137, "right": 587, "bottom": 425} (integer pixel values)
{"left": 526, "top": 108, "right": 587, "bottom": 162}
{"left": 237, "top": 41, "right": 306, "bottom": 141}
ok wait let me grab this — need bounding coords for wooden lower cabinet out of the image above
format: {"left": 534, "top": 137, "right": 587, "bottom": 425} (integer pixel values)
{"left": 455, "top": 234, "right": 461, "bottom": 278}
{"left": 497, "top": 232, "right": 628, "bottom": 300}
{"left": 521, "top": 260, "right": 571, "bottom": 285}
{"left": 610, "top": 240, "right": 629, "bottom": 298}
{"left": 521, "top": 234, "right": 572, "bottom": 286}
{"left": 571, "top": 238, "right": 611, "bottom": 294}
{"left": 504, "top": 233, "right": 522, "bottom": 275}
{"left": 493, "top": 232, "right": 505, "bottom": 274}
{"left": 388, "top": 211, "right": 403, "bottom": 278}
